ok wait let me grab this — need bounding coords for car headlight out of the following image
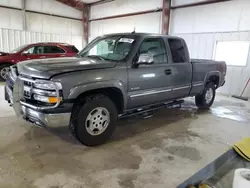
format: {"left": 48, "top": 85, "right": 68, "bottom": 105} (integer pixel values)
{"left": 32, "top": 81, "right": 63, "bottom": 104}
{"left": 34, "top": 81, "right": 62, "bottom": 90}
{"left": 34, "top": 94, "right": 62, "bottom": 104}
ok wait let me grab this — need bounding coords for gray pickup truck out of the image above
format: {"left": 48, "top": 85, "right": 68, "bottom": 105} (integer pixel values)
{"left": 5, "top": 33, "right": 226, "bottom": 146}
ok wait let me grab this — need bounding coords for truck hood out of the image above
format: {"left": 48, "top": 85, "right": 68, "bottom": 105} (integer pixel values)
{"left": 17, "top": 57, "right": 117, "bottom": 79}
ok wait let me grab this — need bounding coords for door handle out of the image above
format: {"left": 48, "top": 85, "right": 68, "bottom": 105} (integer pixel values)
{"left": 40, "top": 56, "right": 46, "bottom": 59}
{"left": 164, "top": 69, "right": 172, "bottom": 75}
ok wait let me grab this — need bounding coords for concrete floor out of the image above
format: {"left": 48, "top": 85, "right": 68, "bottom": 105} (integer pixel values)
{"left": 0, "top": 83, "right": 250, "bottom": 188}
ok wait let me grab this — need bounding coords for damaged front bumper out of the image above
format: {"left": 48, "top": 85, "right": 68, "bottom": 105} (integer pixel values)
{"left": 5, "top": 76, "right": 71, "bottom": 128}
{"left": 21, "top": 105, "right": 71, "bottom": 128}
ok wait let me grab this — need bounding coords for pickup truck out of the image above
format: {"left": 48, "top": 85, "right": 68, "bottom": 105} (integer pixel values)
{"left": 5, "top": 33, "right": 226, "bottom": 146}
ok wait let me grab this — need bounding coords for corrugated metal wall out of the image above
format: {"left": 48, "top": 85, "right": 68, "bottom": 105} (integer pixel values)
{"left": 176, "top": 31, "right": 250, "bottom": 98}
{"left": 89, "top": 0, "right": 163, "bottom": 41}
{"left": 170, "top": 0, "right": 250, "bottom": 98}
{"left": 0, "top": 28, "right": 83, "bottom": 52}
{"left": 89, "top": 12, "right": 162, "bottom": 42}
{"left": 0, "top": 0, "right": 83, "bottom": 50}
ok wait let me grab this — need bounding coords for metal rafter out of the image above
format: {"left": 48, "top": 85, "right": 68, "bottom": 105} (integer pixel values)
{"left": 55, "top": 0, "right": 86, "bottom": 11}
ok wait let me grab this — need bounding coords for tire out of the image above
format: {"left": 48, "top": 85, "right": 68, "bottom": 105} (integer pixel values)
{"left": 195, "top": 82, "right": 216, "bottom": 109}
{"left": 0, "top": 64, "right": 10, "bottom": 81}
{"left": 70, "top": 94, "right": 118, "bottom": 146}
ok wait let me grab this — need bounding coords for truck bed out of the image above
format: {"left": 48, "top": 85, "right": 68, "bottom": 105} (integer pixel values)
{"left": 191, "top": 59, "right": 225, "bottom": 64}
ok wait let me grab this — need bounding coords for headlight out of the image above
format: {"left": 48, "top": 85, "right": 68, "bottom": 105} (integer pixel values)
{"left": 33, "top": 94, "right": 62, "bottom": 104}
{"left": 33, "top": 80, "right": 63, "bottom": 103}
{"left": 34, "top": 81, "right": 62, "bottom": 90}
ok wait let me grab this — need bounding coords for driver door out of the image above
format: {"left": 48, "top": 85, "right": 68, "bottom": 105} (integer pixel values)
{"left": 127, "top": 37, "right": 172, "bottom": 109}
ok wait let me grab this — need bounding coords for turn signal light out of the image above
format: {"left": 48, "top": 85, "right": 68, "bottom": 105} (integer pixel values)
{"left": 48, "top": 97, "right": 63, "bottom": 103}
{"left": 33, "top": 94, "right": 62, "bottom": 104}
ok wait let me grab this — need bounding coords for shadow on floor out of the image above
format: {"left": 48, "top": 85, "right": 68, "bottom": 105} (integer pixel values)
{"left": 43, "top": 102, "right": 210, "bottom": 146}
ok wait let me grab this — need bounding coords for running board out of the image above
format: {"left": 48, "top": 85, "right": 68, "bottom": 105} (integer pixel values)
{"left": 119, "top": 100, "right": 184, "bottom": 119}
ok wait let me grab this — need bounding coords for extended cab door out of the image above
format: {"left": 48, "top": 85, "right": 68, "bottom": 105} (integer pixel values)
{"left": 166, "top": 38, "right": 192, "bottom": 99}
{"left": 127, "top": 37, "right": 173, "bottom": 109}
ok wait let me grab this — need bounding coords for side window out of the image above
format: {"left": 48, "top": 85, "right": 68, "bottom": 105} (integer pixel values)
{"left": 24, "top": 46, "right": 44, "bottom": 54}
{"left": 34, "top": 46, "right": 45, "bottom": 54}
{"left": 138, "top": 38, "right": 167, "bottom": 64}
{"left": 44, "top": 46, "right": 65, "bottom": 54}
{"left": 24, "top": 46, "right": 35, "bottom": 54}
{"left": 168, "top": 39, "right": 187, "bottom": 63}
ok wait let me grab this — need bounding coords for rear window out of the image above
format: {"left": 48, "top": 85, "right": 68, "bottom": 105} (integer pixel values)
{"left": 44, "top": 46, "right": 65, "bottom": 53}
{"left": 168, "top": 39, "right": 187, "bottom": 63}
{"left": 66, "top": 46, "right": 79, "bottom": 53}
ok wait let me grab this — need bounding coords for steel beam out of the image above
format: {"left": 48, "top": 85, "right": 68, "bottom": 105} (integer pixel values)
{"left": 82, "top": 6, "right": 89, "bottom": 46}
{"left": 162, "top": 0, "right": 171, "bottom": 34}
{"left": 22, "top": 0, "right": 26, "bottom": 30}
{"left": 55, "top": 0, "right": 86, "bottom": 11}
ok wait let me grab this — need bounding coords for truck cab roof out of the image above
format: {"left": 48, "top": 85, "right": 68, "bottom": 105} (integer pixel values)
{"left": 102, "top": 32, "right": 183, "bottom": 40}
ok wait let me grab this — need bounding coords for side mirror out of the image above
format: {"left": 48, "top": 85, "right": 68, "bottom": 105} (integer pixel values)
{"left": 22, "top": 51, "right": 30, "bottom": 55}
{"left": 137, "top": 53, "right": 154, "bottom": 65}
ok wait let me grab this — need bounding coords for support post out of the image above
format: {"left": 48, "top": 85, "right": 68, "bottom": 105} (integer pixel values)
{"left": 162, "top": 0, "right": 171, "bottom": 35}
{"left": 22, "top": 0, "right": 26, "bottom": 30}
{"left": 82, "top": 6, "right": 89, "bottom": 47}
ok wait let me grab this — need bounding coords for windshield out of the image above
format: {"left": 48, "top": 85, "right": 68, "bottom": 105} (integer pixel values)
{"left": 11, "top": 44, "right": 29, "bottom": 53}
{"left": 78, "top": 36, "right": 135, "bottom": 61}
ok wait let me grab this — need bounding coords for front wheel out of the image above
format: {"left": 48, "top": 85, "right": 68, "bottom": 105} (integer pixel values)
{"left": 0, "top": 64, "right": 10, "bottom": 81}
{"left": 71, "top": 94, "right": 118, "bottom": 146}
{"left": 195, "top": 83, "right": 216, "bottom": 109}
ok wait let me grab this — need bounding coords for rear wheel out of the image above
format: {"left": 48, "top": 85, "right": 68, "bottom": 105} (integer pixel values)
{"left": 70, "top": 94, "right": 118, "bottom": 146}
{"left": 195, "top": 82, "right": 216, "bottom": 109}
{"left": 0, "top": 64, "right": 10, "bottom": 81}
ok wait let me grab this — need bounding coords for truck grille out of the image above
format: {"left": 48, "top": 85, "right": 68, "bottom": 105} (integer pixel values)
{"left": 23, "top": 81, "right": 32, "bottom": 99}
{"left": 24, "top": 80, "right": 32, "bottom": 87}
{"left": 15, "top": 76, "right": 61, "bottom": 110}
{"left": 24, "top": 89, "right": 31, "bottom": 98}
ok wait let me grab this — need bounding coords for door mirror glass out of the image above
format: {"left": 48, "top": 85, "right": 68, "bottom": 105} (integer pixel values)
{"left": 137, "top": 53, "right": 154, "bottom": 65}
{"left": 22, "top": 51, "right": 30, "bottom": 55}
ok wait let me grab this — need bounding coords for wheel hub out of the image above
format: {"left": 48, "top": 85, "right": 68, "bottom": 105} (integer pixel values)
{"left": 205, "top": 88, "right": 213, "bottom": 104}
{"left": 0, "top": 67, "right": 9, "bottom": 80}
{"left": 85, "top": 107, "right": 110, "bottom": 136}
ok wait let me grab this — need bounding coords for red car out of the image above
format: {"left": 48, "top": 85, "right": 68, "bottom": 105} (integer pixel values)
{"left": 0, "top": 42, "right": 79, "bottom": 80}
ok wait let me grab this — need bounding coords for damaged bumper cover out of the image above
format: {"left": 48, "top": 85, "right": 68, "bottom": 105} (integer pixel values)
{"left": 5, "top": 75, "right": 71, "bottom": 128}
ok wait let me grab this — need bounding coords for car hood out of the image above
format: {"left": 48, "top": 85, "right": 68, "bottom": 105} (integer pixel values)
{"left": 17, "top": 57, "right": 117, "bottom": 79}
{"left": 0, "top": 51, "right": 9, "bottom": 56}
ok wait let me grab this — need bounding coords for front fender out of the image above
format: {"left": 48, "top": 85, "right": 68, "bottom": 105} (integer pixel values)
{"left": 68, "top": 80, "right": 127, "bottom": 108}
